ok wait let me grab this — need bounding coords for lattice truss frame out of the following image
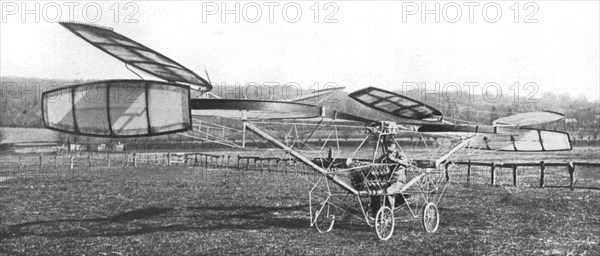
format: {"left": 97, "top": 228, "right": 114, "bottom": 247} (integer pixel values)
{"left": 241, "top": 120, "right": 481, "bottom": 231}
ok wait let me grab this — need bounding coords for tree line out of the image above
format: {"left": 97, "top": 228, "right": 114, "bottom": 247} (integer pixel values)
{"left": 1, "top": 77, "right": 598, "bottom": 142}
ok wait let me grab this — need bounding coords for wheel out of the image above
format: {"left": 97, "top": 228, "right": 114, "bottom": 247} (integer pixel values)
{"left": 375, "top": 206, "right": 394, "bottom": 240}
{"left": 422, "top": 202, "right": 439, "bottom": 233}
{"left": 315, "top": 203, "right": 335, "bottom": 233}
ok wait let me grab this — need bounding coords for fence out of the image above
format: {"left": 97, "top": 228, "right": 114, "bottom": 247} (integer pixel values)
{"left": 0, "top": 152, "right": 318, "bottom": 182}
{"left": 0, "top": 153, "right": 132, "bottom": 180}
{"left": 1, "top": 152, "right": 599, "bottom": 190}
{"left": 447, "top": 160, "right": 600, "bottom": 190}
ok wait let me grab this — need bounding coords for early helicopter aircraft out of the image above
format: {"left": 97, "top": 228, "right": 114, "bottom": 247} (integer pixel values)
{"left": 42, "top": 22, "right": 572, "bottom": 240}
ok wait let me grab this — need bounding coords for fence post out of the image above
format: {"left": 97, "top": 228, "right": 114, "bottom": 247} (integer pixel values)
{"left": 38, "top": 156, "right": 43, "bottom": 176}
{"left": 132, "top": 153, "right": 137, "bottom": 167}
{"left": 18, "top": 157, "right": 22, "bottom": 176}
{"left": 167, "top": 152, "right": 171, "bottom": 166}
{"left": 70, "top": 155, "right": 74, "bottom": 170}
{"left": 204, "top": 154, "right": 208, "bottom": 171}
{"left": 445, "top": 161, "right": 451, "bottom": 182}
{"left": 107, "top": 154, "right": 111, "bottom": 167}
{"left": 238, "top": 156, "right": 242, "bottom": 181}
{"left": 221, "top": 156, "right": 227, "bottom": 177}
{"left": 490, "top": 163, "right": 496, "bottom": 186}
{"left": 466, "top": 160, "right": 471, "bottom": 184}
{"left": 539, "top": 161, "right": 545, "bottom": 188}
{"left": 512, "top": 164, "right": 518, "bottom": 187}
{"left": 568, "top": 162, "right": 575, "bottom": 191}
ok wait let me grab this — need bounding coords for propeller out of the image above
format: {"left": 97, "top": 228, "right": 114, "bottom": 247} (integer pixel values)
{"left": 205, "top": 69, "right": 212, "bottom": 85}
{"left": 200, "top": 68, "right": 221, "bottom": 99}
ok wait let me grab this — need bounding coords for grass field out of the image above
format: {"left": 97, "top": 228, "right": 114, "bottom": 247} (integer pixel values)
{"left": 1, "top": 147, "right": 599, "bottom": 255}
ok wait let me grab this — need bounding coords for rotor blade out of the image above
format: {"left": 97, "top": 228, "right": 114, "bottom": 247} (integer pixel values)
{"left": 493, "top": 110, "right": 565, "bottom": 127}
{"left": 42, "top": 79, "right": 192, "bottom": 137}
{"left": 417, "top": 124, "right": 519, "bottom": 135}
{"left": 204, "top": 69, "right": 212, "bottom": 84}
{"left": 348, "top": 87, "right": 443, "bottom": 121}
{"left": 190, "top": 99, "right": 322, "bottom": 120}
{"left": 59, "top": 21, "right": 212, "bottom": 91}
{"left": 466, "top": 128, "right": 572, "bottom": 152}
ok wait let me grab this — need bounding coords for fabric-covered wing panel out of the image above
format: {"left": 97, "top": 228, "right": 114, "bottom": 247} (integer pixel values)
{"left": 349, "top": 87, "right": 443, "bottom": 121}
{"left": 42, "top": 80, "right": 192, "bottom": 137}
{"left": 466, "top": 128, "right": 571, "bottom": 152}
{"left": 44, "top": 88, "right": 75, "bottom": 132}
{"left": 108, "top": 82, "right": 149, "bottom": 136}
{"left": 148, "top": 83, "right": 190, "bottom": 133}
{"left": 74, "top": 83, "right": 111, "bottom": 135}
{"left": 493, "top": 111, "right": 565, "bottom": 127}
{"left": 59, "top": 21, "right": 211, "bottom": 91}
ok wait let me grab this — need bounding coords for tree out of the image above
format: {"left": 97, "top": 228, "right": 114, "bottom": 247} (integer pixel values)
{"left": 0, "top": 128, "right": 6, "bottom": 144}
{"left": 489, "top": 106, "right": 500, "bottom": 124}
{"left": 0, "top": 116, "right": 6, "bottom": 145}
{"left": 505, "top": 107, "right": 515, "bottom": 117}
{"left": 0, "top": 121, "right": 8, "bottom": 153}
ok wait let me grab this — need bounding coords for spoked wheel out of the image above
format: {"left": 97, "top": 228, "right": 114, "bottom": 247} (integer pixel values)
{"left": 375, "top": 206, "right": 394, "bottom": 240}
{"left": 422, "top": 202, "right": 439, "bottom": 233}
{"left": 315, "top": 202, "right": 335, "bottom": 233}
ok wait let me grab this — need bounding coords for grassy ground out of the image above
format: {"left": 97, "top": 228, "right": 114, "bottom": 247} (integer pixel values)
{"left": 1, "top": 162, "right": 599, "bottom": 255}
{"left": 1, "top": 146, "right": 599, "bottom": 255}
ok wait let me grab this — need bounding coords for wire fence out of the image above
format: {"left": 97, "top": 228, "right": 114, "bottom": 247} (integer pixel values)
{"left": 448, "top": 160, "right": 600, "bottom": 190}
{"left": 0, "top": 151, "right": 322, "bottom": 182}
{"left": 1, "top": 152, "right": 599, "bottom": 190}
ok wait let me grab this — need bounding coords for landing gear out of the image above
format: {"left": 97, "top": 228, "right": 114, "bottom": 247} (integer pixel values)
{"left": 315, "top": 202, "right": 335, "bottom": 233}
{"left": 422, "top": 202, "right": 439, "bottom": 233}
{"left": 375, "top": 206, "right": 394, "bottom": 240}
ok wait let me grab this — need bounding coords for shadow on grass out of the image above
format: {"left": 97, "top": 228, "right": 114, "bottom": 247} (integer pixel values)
{"left": 1, "top": 204, "right": 375, "bottom": 239}
{"left": 544, "top": 185, "right": 600, "bottom": 191}
{"left": 1, "top": 207, "right": 173, "bottom": 239}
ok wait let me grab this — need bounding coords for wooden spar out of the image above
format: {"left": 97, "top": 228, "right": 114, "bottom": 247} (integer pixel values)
{"left": 244, "top": 122, "right": 359, "bottom": 195}
{"left": 435, "top": 139, "right": 470, "bottom": 168}
{"left": 398, "top": 173, "right": 426, "bottom": 193}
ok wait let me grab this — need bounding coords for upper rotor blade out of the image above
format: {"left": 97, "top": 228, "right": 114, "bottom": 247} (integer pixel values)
{"left": 59, "top": 21, "right": 212, "bottom": 92}
{"left": 348, "top": 87, "right": 443, "bottom": 121}
{"left": 42, "top": 79, "right": 192, "bottom": 138}
{"left": 493, "top": 110, "right": 565, "bottom": 127}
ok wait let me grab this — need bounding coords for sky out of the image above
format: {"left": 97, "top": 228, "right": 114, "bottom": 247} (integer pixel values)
{"left": 1, "top": 1, "right": 599, "bottom": 102}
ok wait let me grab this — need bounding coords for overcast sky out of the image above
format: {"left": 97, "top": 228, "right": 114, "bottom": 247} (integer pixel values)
{"left": 1, "top": 1, "right": 599, "bottom": 102}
